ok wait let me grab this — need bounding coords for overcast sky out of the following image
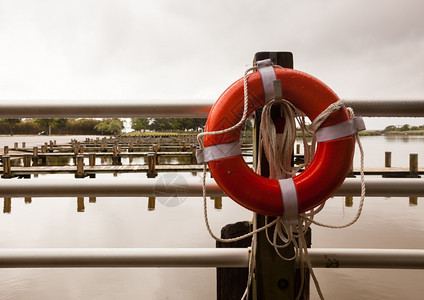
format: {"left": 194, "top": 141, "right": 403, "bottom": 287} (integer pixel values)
{"left": 0, "top": 0, "right": 423, "bottom": 129}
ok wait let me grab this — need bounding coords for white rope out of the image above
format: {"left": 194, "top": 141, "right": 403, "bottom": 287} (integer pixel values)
{"left": 197, "top": 64, "right": 366, "bottom": 300}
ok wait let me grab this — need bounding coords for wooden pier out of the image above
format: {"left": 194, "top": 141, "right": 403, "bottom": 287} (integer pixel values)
{"left": 0, "top": 136, "right": 422, "bottom": 179}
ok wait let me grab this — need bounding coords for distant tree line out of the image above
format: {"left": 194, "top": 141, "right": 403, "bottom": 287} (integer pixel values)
{"left": 383, "top": 124, "right": 424, "bottom": 132}
{"left": 0, "top": 118, "right": 124, "bottom": 135}
{"left": 131, "top": 118, "right": 207, "bottom": 132}
{"left": 131, "top": 118, "right": 254, "bottom": 132}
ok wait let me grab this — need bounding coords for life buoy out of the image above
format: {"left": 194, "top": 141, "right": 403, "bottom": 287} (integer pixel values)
{"left": 203, "top": 67, "right": 356, "bottom": 216}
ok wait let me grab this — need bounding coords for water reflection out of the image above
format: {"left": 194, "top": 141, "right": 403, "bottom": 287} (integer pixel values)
{"left": 3, "top": 198, "right": 11, "bottom": 213}
{"left": 77, "top": 197, "right": 85, "bottom": 212}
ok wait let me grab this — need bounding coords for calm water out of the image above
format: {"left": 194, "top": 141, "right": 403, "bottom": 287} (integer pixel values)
{"left": 0, "top": 135, "right": 424, "bottom": 299}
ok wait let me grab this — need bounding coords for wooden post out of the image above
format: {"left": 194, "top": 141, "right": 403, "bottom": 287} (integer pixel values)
{"left": 89, "top": 197, "right": 96, "bottom": 203}
{"left": 14, "top": 142, "right": 18, "bottom": 150}
{"left": 254, "top": 51, "right": 310, "bottom": 300}
{"left": 89, "top": 153, "right": 96, "bottom": 167}
{"left": 75, "top": 155, "right": 85, "bottom": 178}
{"left": 190, "top": 144, "right": 197, "bottom": 164}
{"left": 217, "top": 52, "right": 309, "bottom": 299}
{"left": 408, "top": 153, "right": 419, "bottom": 178}
{"left": 148, "top": 197, "right": 156, "bottom": 211}
{"left": 3, "top": 146, "right": 8, "bottom": 154}
{"left": 385, "top": 152, "right": 392, "bottom": 168}
{"left": 23, "top": 154, "right": 32, "bottom": 167}
{"left": 25, "top": 197, "right": 32, "bottom": 204}
{"left": 32, "top": 147, "right": 39, "bottom": 165}
{"left": 217, "top": 221, "right": 252, "bottom": 300}
{"left": 147, "top": 153, "right": 158, "bottom": 178}
{"left": 2, "top": 155, "right": 12, "bottom": 178}
{"left": 22, "top": 142, "right": 26, "bottom": 148}
{"left": 112, "top": 145, "right": 122, "bottom": 165}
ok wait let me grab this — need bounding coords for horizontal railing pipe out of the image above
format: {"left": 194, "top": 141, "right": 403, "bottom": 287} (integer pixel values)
{"left": 0, "top": 248, "right": 249, "bottom": 268}
{"left": 0, "top": 178, "right": 423, "bottom": 198}
{"left": 0, "top": 248, "right": 423, "bottom": 269}
{"left": 0, "top": 99, "right": 423, "bottom": 118}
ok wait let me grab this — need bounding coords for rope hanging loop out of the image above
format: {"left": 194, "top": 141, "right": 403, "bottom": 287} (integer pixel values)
{"left": 201, "top": 65, "right": 362, "bottom": 216}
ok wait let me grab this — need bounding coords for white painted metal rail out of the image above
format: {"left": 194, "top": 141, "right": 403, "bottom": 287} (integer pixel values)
{"left": 0, "top": 248, "right": 423, "bottom": 269}
{"left": 0, "top": 99, "right": 423, "bottom": 118}
{"left": 1, "top": 177, "right": 424, "bottom": 198}
{"left": 1, "top": 98, "right": 423, "bottom": 270}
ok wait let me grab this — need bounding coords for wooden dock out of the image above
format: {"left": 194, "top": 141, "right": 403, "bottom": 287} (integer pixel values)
{"left": 0, "top": 136, "right": 422, "bottom": 179}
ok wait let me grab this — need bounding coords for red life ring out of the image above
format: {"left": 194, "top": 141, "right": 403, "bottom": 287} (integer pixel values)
{"left": 204, "top": 67, "right": 355, "bottom": 216}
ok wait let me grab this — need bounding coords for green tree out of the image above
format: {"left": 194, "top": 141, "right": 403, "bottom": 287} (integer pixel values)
{"left": 94, "top": 118, "right": 124, "bottom": 135}
{"left": 399, "top": 124, "right": 410, "bottom": 131}
{"left": 383, "top": 125, "right": 397, "bottom": 132}
{"left": 0, "top": 119, "right": 21, "bottom": 136}
{"left": 131, "top": 118, "right": 150, "bottom": 131}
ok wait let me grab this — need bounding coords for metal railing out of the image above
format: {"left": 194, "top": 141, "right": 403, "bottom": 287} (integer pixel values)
{"left": 0, "top": 248, "right": 423, "bottom": 269}
{"left": 0, "top": 99, "right": 423, "bottom": 118}
{"left": 1, "top": 99, "right": 424, "bottom": 270}
{"left": 1, "top": 177, "right": 424, "bottom": 198}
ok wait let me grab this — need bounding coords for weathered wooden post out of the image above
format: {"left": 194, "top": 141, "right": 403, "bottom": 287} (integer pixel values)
{"left": 32, "top": 147, "right": 39, "bottom": 165}
{"left": 385, "top": 151, "right": 392, "bottom": 168}
{"left": 408, "top": 153, "right": 419, "bottom": 178}
{"left": 153, "top": 143, "right": 159, "bottom": 164}
{"left": 296, "top": 144, "right": 300, "bottom": 154}
{"left": 89, "top": 153, "right": 96, "bottom": 167}
{"left": 2, "top": 155, "right": 12, "bottom": 178}
{"left": 190, "top": 144, "right": 197, "bottom": 164}
{"left": 23, "top": 154, "right": 32, "bottom": 167}
{"left": 3, "top": 146, "right": 8, "bottom": 154}
{"left": 217, "top": 52, "right": 310, "bottom": 299}
{"left": 14, "top": 142, "right": 18, "bottom": 150}
{"left": 147, "top": 153, "right": 158, "bottom": 178}
{"left": 75, "top": 155, "right": 85, "bottom": 178}
{"left": 112, "top": 144, "right": 122, "bottom": 165}
{"left": 22, "top": 142, "right": 26, "bottom": 149}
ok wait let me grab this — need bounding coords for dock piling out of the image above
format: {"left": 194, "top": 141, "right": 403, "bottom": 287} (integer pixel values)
{"left": 2, "top": 155, "right": 12, "bottom": 178}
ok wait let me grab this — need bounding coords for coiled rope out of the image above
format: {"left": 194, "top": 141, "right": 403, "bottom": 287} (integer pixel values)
{"left": 197, "top": 65, "right": 366, "bottom": 300}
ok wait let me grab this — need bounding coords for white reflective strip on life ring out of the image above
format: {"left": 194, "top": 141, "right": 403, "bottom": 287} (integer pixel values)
{"left": 278, "top": 178, "right": 299, "bottom": 225}
{"left": 196, "top": 141, "right": 242, "bottom": 164}
{"left": 257, "top": 59, "right": 277, "bottom": 104}
{"left": 315, "top": 116, "right": 366, "bottom": 143}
